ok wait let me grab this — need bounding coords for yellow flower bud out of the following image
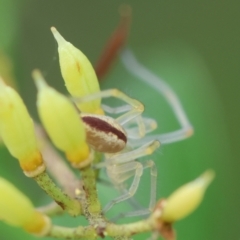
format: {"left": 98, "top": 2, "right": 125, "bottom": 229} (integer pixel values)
{"left": 0, "top": 78, "right": 44, "bottom": 176}
{"left": 51, "top": 27, "right": 103, "bottom": 114}
{"left": 33, "top": 70, "right": 92, "bottom": 168}
{"left": 0, "top": 50, "right": 17, "bottom": 89}
{"left": 0, "top": 51, "right": 18, "bottom": 146}
{"left": 0, "top": 177, "right": 51, "bottom": 236}
{"left": 161, "top": 170, "right": 215, "bottom": 222}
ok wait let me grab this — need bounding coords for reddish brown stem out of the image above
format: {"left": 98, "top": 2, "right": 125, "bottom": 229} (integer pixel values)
{"left": 95, "top": 4, "right": 132, "bottom": 80}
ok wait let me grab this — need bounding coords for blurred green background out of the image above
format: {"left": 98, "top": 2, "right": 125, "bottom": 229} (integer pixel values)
{"left": 0, "top": 0, "right": 239, "bottom": 239}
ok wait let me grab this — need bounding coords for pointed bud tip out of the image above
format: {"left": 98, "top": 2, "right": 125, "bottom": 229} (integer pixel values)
{"left": 50, "top": 26, "right": 66, "bottom": 46}
{"left": 0, "top": 177, "right": 35, "bottom": 227}
{"left": 158, "top": 169, "right": 215, "bottom": 223}
{"left": 32, "top": 69, "right": 47, "bottom": 91}
{"left": 198, "top": 169, "right": 215, "bottom": 188}
{"left": 0, "top": 77, "right": 6, "bottom": 87}
{"left": 50, "top": 26, "right": 57, "bottom": 33}
{"left": 119, "top": 4, "right": 132, "bottom": 18}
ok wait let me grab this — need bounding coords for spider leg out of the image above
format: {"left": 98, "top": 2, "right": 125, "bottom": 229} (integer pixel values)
{"left": 117, "top": 184, "right": 144, "bottom": 210}
{"left": 108, "top": 140, "right": 160, "bottom": 165}
{"left": 107, "top": 161, "right": 138, "bottom": 183}
{"left": 103, "top": 162, "right": 143, "bottom": 213}
{"left": 110, "top": 160, "right": 157, "bottom": 222}
{"left": 102, "top": 103, "right": 157, "bottom": 139}
{"left": 146, "top": 159, "right": 158, "bottom": 212}
{"left": 148, "top": 232, "right": 160, "bottom": 240}
{"left": 101, "top": 104, "right": 132, "bottom": 114}
{"left": 110, "top": 209, "right": 150, "bottom": 223}
{"left": 120, "top": 48, "right": 194, "bottom": 144}
{"left": 73, "top": 88, "right": 148, "bottom": 137}
{"left": 73, "top": 89, "right": 144, "bottom": 123}
{"left": 128, "top": 128, "right": 193, "bottom": 147}
{"left": 125, "top": 117, "right": 158, "bottom": 139}
{"left": 93, "top": 140, "right": 160, "bottom": 169}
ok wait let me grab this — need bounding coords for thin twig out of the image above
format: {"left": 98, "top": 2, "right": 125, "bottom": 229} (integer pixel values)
{"left": 95, "top": 4, "right": 131, "bottom": 79}
{"left": 80, "top": 165, "right": 104, "bottom": 224}
{"left": 34, "top": 171, "right": 81, "bottom": 216}
{"left": 35, "top": 123, "right": 83, "bottom": 198}
{"left": 37, "top": 201, "right": 63, "bottom": 216}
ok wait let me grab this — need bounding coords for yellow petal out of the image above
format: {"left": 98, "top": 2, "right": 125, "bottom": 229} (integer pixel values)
{"left": 0, "top": 177, "right": 50, "bottom": 235}
{"left": 161, "top": 170, "right": 215, "bottom": 222}
{"left": 34, "top": 70, "right": 90, "bottom": 166}
{"left": 0, "top": 50, "right": 17, "bottom": 89}
{"left": 51, "top": 27, "right": 102, "bottom": 114}
{"left": 0, "top": 177, "right": 35, "bottom": 226}
{"left": 24, "top": 211, "right": 51, "bottom": 236}
{"left": 0, "top": 78, "right": 44, "bottom": 174}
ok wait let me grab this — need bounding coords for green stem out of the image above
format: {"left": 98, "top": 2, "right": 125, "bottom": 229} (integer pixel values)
{"left": 48, "top": 225, "right": 96, "bottom": 239}
{"left": 47, "top": 217, "right": 156, "bottom": 239}
{"left": 37, "top": 201, "right": 63, "bottom": 217}
{"left": 105, "top": 217, "right": 155, "bottom": 238}
{"left": 34, "top": 171, "right": 81, "bottom": 216}
{"left": 80, "top": 165, "right": 103, "bottom": 222}
{"left": 92, "top": 151, "right": 103, "bottom": 179}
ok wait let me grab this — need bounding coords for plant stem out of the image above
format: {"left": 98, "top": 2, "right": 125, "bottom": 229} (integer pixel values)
{"left": 80, "top": 165, "right": 103, "bottom": 223}
{"left": 35, "top": 123, "right": 83, "bottom": 198}
{"left": 48, "top": 225, "right": 96, "bottom": 239}
{"left": 92, "top": 151, "right": 103, "bottom": 179}
{"left": 105, "top": 217, "right": 155, "bottom": 238}
{"left": 37, "top": 202, "right": 63, "bottom": 216}
{"left": 47, "top": 217, "right": 156, "bottom": 239}
{"left": 34, "top": 171, "right": 81, "bottom": 216}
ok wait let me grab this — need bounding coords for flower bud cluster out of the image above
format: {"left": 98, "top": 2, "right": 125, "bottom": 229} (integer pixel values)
{"left": 0, "top": 27, "right": 98, "bottom": 234}
{"left": 0, "top": 24, "right": 215, "bottom": 240}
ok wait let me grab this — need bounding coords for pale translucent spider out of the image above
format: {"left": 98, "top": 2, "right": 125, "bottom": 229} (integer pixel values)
{"left": 120, "top": 48, "right": 194, "bottom": 146}
{"left": 72, "top": 48, "right": 193, "bottom": 217}
{"left": 74, "top": 87, "right": 160, "bottom": 214}
{"left": 107, "top": 48, "right": 194, "bottom": 219}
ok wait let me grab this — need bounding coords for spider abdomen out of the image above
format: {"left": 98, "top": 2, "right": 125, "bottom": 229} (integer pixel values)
{"left": 81, "top": 113, "right": 127, "bottom": 153}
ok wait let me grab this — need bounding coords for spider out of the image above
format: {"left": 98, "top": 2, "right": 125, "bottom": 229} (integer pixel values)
{"left": 73, "top": 49, "right": 193, "bottom": 217}
{"left": 105, "top": 48, "right": 194, "bottom": 219}
{"left": 73, "top": 88, "right": 160, "bottom": 214}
